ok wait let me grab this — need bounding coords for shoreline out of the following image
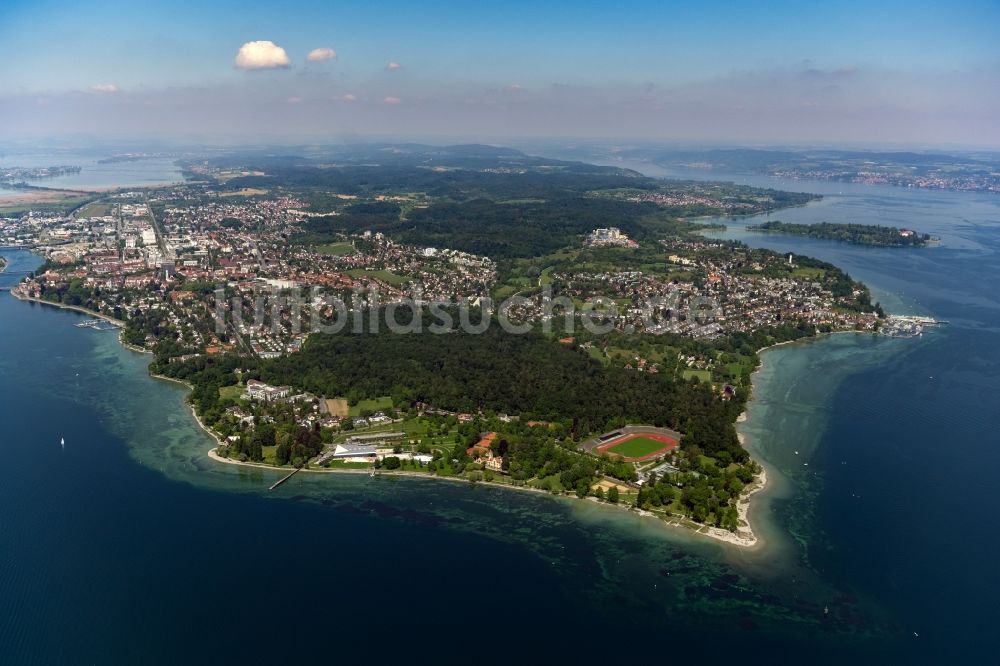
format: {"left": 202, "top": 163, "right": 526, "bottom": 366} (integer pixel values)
{"left": 203, "top": 442, "right": 768, "bottom": 547}
{"left": 5, "top": 266, "right": 775, "bottom": 548}
{"left": 149, "top": 361, "right": 766, "bottom": 547}
{"left": 10, "top": 289, "right": 125, "bottom": 327}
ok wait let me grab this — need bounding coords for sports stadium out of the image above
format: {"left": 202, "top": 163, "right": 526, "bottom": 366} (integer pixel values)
{"left": 581, "top": 425, "right": 681, "bottom": 462}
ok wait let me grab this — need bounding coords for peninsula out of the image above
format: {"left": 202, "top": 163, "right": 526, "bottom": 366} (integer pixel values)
{"left": 4, "top": 144, "right": 897, "bottom": 546}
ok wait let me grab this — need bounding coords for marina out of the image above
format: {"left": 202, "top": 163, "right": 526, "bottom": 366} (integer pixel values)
{"left": 74, "top": 318, "right": 121, "bottom": 331}
{"left": 881, "top": 314, "right": 945, "bottom": 338}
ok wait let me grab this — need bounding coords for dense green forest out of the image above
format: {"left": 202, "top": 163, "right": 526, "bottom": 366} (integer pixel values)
{"left": 224, "top": 164, "right": 649, "bottom": 202}
{"left": 748, "top": 221, "right": 931, "bottom": 247}
{"left": 297, "top": 197, "right": 670, "bottom": 258}
{"left": 153, "top": 316, "right": 747, "bottom": 463}
{"left": 255, "top": 324, "right": 741, "bottom": 459}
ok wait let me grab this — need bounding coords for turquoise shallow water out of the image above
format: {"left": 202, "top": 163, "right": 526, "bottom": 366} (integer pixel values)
{"left": 2, "top": 176, "right": 1000, "bottom": 663}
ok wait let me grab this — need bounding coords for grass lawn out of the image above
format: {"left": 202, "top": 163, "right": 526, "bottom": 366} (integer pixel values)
{"left": 400, "top": 418, "right": 427, "bottom": 435}
{"left": 506, "top": 276, "right": 532, "bottom": 288}
{"left": 77, "top": 201, "right": 114, "bottom": 217}
{"left": 539, "top": 265, "right": 556, "bottom": 286}
{"left": 430, "top": 460, "right": 458, "bottom": 476}
{"left": 607, "top": 436, "right": 671, "bottom": 458}
{"left": 349, "top": 396, "right": 394, "bottom": 416}
{"left": 528, "top": 474, "right": 565, "bottom": 493}
{"left": 681, "top": 369, "right": 712, "bottom": 383}
{"left": 317, "top": 242, "right": 355, "bottom": 256}
{"left": 323, "top": 460, "right": 371, "bottom": 470}
{"left": 792, "top": 267, "right": 827, "bottom": 280}
{"left": 218, "top": 385, "right": 244, "bottom": 401}
{"left": 492, "top": 285, "right": 518, "bottom": 299}
{"left": 346, "top": 268, "right": 409, "bottom": 286}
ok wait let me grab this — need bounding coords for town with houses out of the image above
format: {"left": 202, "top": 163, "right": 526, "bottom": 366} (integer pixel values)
{"left": 3, "top": 188, "right": 888, "bottom": 363}
{"left": 0, "top": 156, "right": 940, "bottom": 543}
{"left": 0, "top": 174, "right": 914, "bottom": 511}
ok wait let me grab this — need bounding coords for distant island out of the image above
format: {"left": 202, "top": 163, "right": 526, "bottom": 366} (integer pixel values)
{"left": 747, "top": 221, "right": 934, "bottom": 247}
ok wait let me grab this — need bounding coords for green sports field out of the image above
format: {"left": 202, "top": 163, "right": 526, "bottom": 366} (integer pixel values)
{"left": 606, "top": 436, "right": 672, "bottom": 458}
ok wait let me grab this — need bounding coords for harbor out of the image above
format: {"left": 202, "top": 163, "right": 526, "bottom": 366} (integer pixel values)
{"left": 881, "top": 314, "right": 945, "bottom": 338}
{"left": 74, "top": 318, "right": 121, "bottom": 331}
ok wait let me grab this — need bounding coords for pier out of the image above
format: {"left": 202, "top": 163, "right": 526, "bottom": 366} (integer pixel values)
{"left": 74, "top": 318, "right": 120, "bottom": 331}
{"left": 268, "top": 467, "right": 301, "bottom": 490}
{"left": 881, "top": 314, "right": 946, "bottom": 338}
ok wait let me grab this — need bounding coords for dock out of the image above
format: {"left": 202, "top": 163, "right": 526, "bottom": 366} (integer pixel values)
{"left": 269, "top": 467, "right": 301, "bottom": 490}
{"left": 881, "top": 314, "right": 946, "bottom": 338}
{"left": 74, "top": 318, "right": 120, "bottom": 331}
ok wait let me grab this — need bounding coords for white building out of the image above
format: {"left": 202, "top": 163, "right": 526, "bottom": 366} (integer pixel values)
{"left": 245, "top": 380, "right": 291, "bottom": 402}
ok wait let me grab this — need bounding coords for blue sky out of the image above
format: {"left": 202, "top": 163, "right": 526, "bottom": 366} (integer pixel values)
{"left": 1, "top": 0, "right": 998, "bottom": 144}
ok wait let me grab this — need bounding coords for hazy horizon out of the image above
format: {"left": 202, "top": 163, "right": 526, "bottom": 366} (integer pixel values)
{"left": 2, "top": 0, "right": 998, "bottom": 147}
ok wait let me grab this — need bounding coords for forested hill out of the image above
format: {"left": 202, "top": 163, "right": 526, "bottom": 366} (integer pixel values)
{"left": 296, "top": 197, "right": 667, "bottom": 258}
{"left": 251, "top": 324, "right": 746, "bottom": 462}
{"left": 200, "top": 142, "right": 646, "bottom": 176}
{"left": 224, "top": 164, "right": 649, "bottom": 201}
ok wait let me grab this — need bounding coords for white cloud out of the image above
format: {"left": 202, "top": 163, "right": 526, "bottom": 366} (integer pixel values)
{"left": 386, "top": 61, "right": 402, "bottom": 71}
{"left": 383, "top": 96, "right": 402, "bottom": 104}
{"left": 235, "top": 40, "right": 292, "bottom": 70}
{"left": 504, "top": 83, "right": 522, "bottom": 92}
{"left": 287, "top": 96, "right": 303, "bottom": 104}
{"left": 340, "top": 93, "right": 358, "bottom": 102}
{"left": 89, "top": 83, "right": 119, "bottom": 93}
{"left": 307, "top": 47, "right": 337, "bottom": 62}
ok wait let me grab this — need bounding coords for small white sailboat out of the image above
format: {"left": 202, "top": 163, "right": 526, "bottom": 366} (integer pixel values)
{"left": 60, "top": 437, "right": 65, "bottom": 448}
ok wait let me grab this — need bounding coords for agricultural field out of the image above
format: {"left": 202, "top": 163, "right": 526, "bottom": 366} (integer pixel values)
{"left": 325, "top": 398, "right": 350, "bottom": 418}
{"left": 0, "top": 191, "right": 94, "bottom": 216}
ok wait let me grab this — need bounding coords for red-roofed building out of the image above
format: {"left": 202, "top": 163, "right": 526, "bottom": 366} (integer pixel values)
{"left": 466, "top": 431, "right": 497, "bottom": 457}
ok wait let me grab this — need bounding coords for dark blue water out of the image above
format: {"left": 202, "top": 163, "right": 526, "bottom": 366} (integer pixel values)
{"left": 701, "top": 181, "right": 1000, "bottom": 661}
{"left": 2, "top": 177, "right": 1000, "bottom": 663}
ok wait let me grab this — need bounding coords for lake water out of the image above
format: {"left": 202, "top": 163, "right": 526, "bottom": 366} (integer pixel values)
{"left": 2, "top": 171, "right": 1000, "bottom": 663}
{"left": 0, "top": 151, "right": 182, "bottom": 199}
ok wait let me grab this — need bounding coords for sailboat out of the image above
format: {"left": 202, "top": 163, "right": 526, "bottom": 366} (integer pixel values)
{"left": 60, "top": 437, "right": 65, "bottom": 448}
